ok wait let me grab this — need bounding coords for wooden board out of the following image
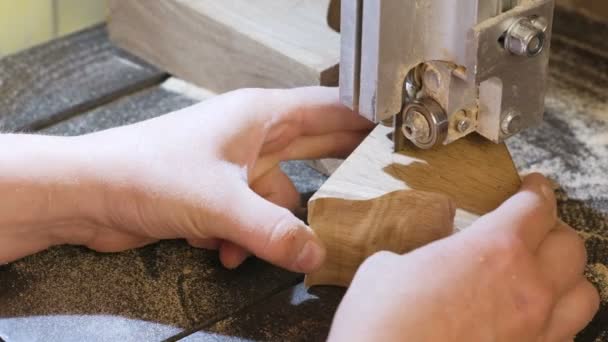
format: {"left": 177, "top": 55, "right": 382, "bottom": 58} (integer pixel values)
{"left": 0, "top": 26, "right": 166, "bottom": 132}
{"left": 311, "top": 125, "right": 521, "bottom": 229}
{"left": 306, "top": 190, "right": 455, "bottom": 286}
{"left": 107, "top": 0, "right": 340, "bottom": 93}
{"left": 306, "top": 125, "right": 521, "bottom": 286}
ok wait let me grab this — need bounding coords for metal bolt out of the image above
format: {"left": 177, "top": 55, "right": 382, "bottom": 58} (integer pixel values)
{"left": 456, "top": 119, "right": 471, "bottom": 133}
{"left": 401, "top": 98, "right": 448, "bottom": 149}
{"left": 403, "top": 110, "right": 431, "bottom": 141}
{"left": 504, "top": 17, "right": 546, "bottom": 57}
{"left": 501, "top": 112, "right": 523, "bottom": 135}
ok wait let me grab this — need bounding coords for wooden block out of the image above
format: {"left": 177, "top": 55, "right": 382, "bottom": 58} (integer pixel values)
{"left": 306, "top": 125, "right": 521, "bottom": 287}
{"left": 107, "top": 0, "right": 340, "bottom": 93}
{"left": 306, "top": 190, "right": 455, "bottom": 287}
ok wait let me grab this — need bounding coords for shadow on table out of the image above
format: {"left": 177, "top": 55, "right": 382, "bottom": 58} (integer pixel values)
{"left": 182, "top": 283, "right": 345, "bottom": 342}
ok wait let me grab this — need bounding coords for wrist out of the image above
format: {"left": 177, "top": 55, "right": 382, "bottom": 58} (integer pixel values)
{"left": 0, "top": 134, "right": 101, "bottom": 261}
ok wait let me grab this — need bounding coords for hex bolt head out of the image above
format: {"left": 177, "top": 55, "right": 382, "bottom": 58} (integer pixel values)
{"left": 501, "top": 112, "right": 523, "bottom": 135}
{"left": 456, "top": 119, "right": 471, "bottom": 133}
{"left": 504, "top": 17, "right": 546, "bottom": 57}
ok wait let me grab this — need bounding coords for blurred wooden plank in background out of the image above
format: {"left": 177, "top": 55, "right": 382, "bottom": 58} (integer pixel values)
{"left": 107, "top": 0, "right": 340, "bottom": 93}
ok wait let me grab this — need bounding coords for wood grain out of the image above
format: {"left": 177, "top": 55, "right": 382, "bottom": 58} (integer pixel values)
{"left": 306, "top": 125, "right": 521, "bottom": 286}
{"left": 311, "top": 125, "right": 521, "bottom": 231}
{"left": 107, "top": 0, "right": 340, "bottom": 93}
{"left": 0, "top": 26, "right": 166, "bottom": 132}
{"left": 306, "top": 190, "right": 455, "bottom": 287}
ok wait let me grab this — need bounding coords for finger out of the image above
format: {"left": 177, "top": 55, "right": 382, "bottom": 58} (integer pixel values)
{"left": 251, "top": 166, "right": 300, "bottom": 211}
{"left": 210, "top": 183, "right": 326, "bottom": 273}
{"left": 471, "top": 173, "right": 558, "bottom": 251}
{"left": 537, "top": 221, "right": 587, "bottom": 296}
{"left": 256, "top": 131, "right": 368, "bottom": 178}
{"left": 261, "top": 126, "right": 369, "bottom": 157}
{"left": 544, "top": 279, "right": 600, "bottom": 341}
{"left": 277, "top": 87, "right": 375, "bottom": 135}
{"left": 218, "top": 166, "right": 300, "bottom": 269}
{"left": 187, "top": 238, "right": 221, "bottom": 250}
{"left": 219, "top": 241, "right": 250, "bottom": 269}
{"left": 280, "top": 131, "right": 369, "bottom": 160}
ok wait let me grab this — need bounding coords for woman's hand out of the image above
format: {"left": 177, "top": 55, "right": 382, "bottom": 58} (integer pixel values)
{"left": 329, "top": 174, "right": 599, "bottom": 341}
{"left": 1, "top": 87, "right": 371, "bottom": 272}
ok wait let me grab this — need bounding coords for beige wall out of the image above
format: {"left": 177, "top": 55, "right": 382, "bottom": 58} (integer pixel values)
{"left": 0, "top": 0, "right": 106, "bottom": 57}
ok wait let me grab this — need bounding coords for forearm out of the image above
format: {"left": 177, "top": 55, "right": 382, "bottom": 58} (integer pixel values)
{"left": 0, "top": 134, "right": 99, "bottom": 263}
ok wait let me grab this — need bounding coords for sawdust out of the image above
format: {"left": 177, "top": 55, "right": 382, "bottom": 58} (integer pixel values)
{"left": 0, "top": 240, "right": 297, "bottom": 331}
{"left": 587, "top": 263, "right": 608, "bottom": 303}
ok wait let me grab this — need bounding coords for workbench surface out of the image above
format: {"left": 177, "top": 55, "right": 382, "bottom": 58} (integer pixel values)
{"left": 1, "top": 7, "right": 607, "bottom": 342}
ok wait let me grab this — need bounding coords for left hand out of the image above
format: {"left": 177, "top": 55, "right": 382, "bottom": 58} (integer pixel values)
{"left": 40, "top": 87, "right": 372, "bottom": 272}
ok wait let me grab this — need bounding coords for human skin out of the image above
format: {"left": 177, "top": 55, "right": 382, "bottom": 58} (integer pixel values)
{"left": 0, "top": 87, "right": 372, "bottom": 272}
{"left": 0, "top": 87, "right": 599, "bottom": 340}
{"left": 330, "top": 174, "right": 599, "bottom": 342}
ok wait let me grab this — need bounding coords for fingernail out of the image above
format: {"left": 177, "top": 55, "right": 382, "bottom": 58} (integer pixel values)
{"left": 295, "top": 240, "right": 325, "bottom": 272}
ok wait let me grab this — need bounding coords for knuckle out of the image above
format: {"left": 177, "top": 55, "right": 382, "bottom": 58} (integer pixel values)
{"left": 484, "top": 232, "right": 528, "bottom": 263}
{"left": 519, "top": 281, "right": 554, "bottom": 328}
{"left": 567, "top": 229, "right": 588, "bottom": 266}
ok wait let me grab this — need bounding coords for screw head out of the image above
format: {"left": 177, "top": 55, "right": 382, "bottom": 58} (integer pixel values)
{"left": 504, "top": 17, "right": 546, "bottom": 57}
{"left": 501, "top": 112, "right": 523, "bottom": 135}
{"left": 401, "top": 98, "right": 448, "bottom": 149}
{"left": 403, "top": 110, "right": 431, "bottom": 141}
{"left": 456, "top": 119, "right": 471, "bottom": 133}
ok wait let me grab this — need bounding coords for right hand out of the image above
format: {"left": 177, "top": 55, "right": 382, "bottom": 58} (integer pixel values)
{"left": 329, "top": 174, "right": 599, "bottom": 341}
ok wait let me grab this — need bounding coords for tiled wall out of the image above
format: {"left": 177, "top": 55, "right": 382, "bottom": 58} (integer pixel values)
{"left": 0, "top": 0, "right": 106, "bottom": 56}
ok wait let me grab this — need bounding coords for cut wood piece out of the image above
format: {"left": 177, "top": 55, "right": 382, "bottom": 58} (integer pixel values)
{"left": 310, "top": 125, "right": 521, "bottom": 230}
{"left": 107, "top": 0, "right": 340, "bottom": 93}
{"left": 306, "top": 125, "right": 521, "bottom": 287}
{"left": 305, "top": 190, "right": 455, "bottom": 287}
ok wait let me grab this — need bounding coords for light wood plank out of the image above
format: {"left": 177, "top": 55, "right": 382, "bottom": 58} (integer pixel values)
{"left": 306, "top": 125, "right": 521, "bottom": 286}
{"left": 311, "top": 125, "right": 521, "bottom": 230}
{"left": 107, "top": 0, "right": 340, "bottom": 93}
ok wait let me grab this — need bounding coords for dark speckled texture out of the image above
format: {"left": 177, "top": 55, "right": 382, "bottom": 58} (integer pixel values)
{"left": 0, "top": 26, "right": 166, "bottom": 132}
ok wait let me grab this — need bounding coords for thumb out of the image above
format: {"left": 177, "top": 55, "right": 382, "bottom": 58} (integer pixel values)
{"left": 212, "top": 185, "right": 326, "bottom": 273}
